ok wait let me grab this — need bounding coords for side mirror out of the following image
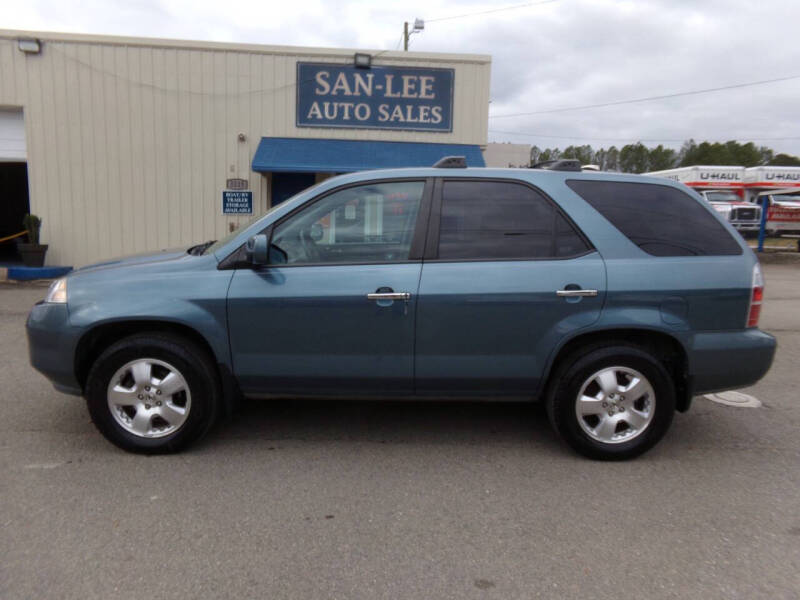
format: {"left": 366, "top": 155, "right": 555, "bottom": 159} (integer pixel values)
{"left": 268, "top": 244, "right": 288, "bottom": 265}
{"left": 245, "top": 234, "right": 269, "bottom": 265}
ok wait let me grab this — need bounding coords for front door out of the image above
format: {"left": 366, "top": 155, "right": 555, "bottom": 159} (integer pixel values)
{"left": 228, "top": 179, "right": 429, "bottom": 396}
{"left": 415, "top": 178, "right": 606, "bottom": 396}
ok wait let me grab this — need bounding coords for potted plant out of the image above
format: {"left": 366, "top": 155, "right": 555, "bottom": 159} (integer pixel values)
{"left": 18, "top": 214, "right": 48, "bottom": 267}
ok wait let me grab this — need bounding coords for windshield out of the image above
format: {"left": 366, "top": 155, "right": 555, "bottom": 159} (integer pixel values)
{"left": 705, "top": 192, "right": 741, "bottom": 203}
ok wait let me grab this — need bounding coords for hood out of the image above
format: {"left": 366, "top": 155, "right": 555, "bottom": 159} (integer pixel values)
{"left": 771, "top": 199, "right": 800, "bottom": 209}
{"left": 71, "top": 246, "right": 191, "bottom": 275}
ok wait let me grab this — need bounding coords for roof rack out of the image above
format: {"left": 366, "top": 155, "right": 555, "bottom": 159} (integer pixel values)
{"left": 433, "top": 156, "right": 467, "bottom": 168}
{"left": 531, "top": 159, "right": 582, "bottom": 172}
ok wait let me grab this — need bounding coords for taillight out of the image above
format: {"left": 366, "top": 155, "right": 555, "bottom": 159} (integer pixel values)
{"left": 747, "top": 263, "right": 764, "bottom": 328}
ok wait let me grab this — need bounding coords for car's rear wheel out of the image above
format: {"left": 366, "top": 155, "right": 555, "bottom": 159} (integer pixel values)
{"left": 546, "top": 344, "right": 675, "bottom": 460}
{"left": 85, "top": 333, "right": 220, "bottom": 453}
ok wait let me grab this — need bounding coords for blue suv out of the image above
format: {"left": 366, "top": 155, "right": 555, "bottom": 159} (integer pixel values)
{"left": 27, "top": 160, "right": 776, "bottom": 459}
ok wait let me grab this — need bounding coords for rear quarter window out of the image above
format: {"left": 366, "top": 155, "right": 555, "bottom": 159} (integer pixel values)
{"left": 566, "top": 180, "right": 742, "bottom": 256}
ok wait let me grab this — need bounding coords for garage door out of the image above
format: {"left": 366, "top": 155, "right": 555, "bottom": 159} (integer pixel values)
{"left": 0, "top": 109, "right": 26, "bottom": 161}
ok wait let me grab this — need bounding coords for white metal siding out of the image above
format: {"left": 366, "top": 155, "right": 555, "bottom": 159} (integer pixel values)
{"left": 0, "top": 30, "right": 491, "bottom": 266}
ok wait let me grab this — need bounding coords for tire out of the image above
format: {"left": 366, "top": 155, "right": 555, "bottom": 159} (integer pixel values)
{"left": 546, "top": 344, "right": 675, "bottom": 460}
{"left": 85, "top": 333, "right": 220, "bottom": 454}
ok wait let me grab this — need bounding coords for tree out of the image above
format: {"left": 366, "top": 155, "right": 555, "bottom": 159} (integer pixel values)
{"left": 538, "top": 147, "right": 561, "bottom": 162}
{"left": 647, "top": 145, "right": 677, "bottom": 171}
{"left": 603, "top": 146, "right": 620, "bottom": 172}
{"left": 561, "top": 144, "right": 595, "bottom": 165}
{"left": 520, "top": 139, "right": 794, "bottom": 171}
{"left": 530, "top": 145, "right": 543, "bottom": 166}
{"left": 768, "top": 153, "right": 800, "bottom": 166}
{"left": 726, "top": 141, "right": 762, "bottom": 167}
{"left": 619, "top": 143, "right": 650, "bottom": 173}
{"left": 679, "top": 140, "right": 773, "bottom": 167}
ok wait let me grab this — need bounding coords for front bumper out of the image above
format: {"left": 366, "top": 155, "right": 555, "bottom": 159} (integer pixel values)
{"left": 730, "top": 222, "right": 761, "bottom": 231}
{"left": 687, "top": 328, "right": 777, "bottom": 395}
{"left": 26, "top": 302, "right": 83, "bottom": 396}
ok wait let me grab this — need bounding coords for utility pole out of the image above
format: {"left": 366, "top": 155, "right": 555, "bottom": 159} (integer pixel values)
{"left": 402, "top": 19, "right": 424, "bottom": 51}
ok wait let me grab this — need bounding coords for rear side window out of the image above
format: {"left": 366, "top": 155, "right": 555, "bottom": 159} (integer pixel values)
{"left": 566, "top": 180, "right": 742, "bottom": 256}
{"left": 438, "top": 180, "right": 590, "bottom": 260}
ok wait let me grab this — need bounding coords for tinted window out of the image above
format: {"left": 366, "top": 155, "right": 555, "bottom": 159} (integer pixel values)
{"left": 271, "top": 181, "right": 423, "bottom": 265}
{"left": 567, "top": 180, "right": 742, "bottom": 256}
{"left": 437, "top": 181, "right": 589, "bottom": 260}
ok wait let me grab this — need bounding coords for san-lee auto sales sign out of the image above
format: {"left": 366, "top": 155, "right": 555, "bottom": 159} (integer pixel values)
{"left": 296, "top": 63, "right": 454, "bottom": 132}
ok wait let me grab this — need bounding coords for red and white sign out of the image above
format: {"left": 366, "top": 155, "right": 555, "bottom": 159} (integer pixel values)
{"left": 767, "top": 205, "right": 800, "bottom": 230}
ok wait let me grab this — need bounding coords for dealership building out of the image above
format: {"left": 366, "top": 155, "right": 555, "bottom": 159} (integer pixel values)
{"left": 0, "top": 30, "right": 491, "bottom": 266}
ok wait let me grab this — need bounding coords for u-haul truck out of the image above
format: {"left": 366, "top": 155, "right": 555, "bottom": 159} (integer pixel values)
{"left": 745, "top": 167, "right": 800, "bottom": 234}
{"left": 646, "top": 166, "right": 761, "bottom": 234}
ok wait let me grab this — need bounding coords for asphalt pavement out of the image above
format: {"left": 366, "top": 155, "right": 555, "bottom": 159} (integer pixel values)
{"left": 1, "top": 265, "right": 799, "bottom": 599}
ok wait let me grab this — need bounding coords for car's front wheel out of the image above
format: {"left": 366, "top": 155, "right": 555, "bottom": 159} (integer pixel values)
{"left": 85, "top": 333, "right": 220, "bottom": 453}
{"left": 546, "top": 344, "right": 676, "bottom": 460}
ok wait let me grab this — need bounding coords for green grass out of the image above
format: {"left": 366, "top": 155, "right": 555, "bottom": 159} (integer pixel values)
{"left": 748, "top": 237, "right": 799, "bottom": 250}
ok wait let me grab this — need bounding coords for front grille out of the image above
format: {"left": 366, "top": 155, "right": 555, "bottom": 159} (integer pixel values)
{"left": 731, "top": 208, "right": 757, "bottom": 221}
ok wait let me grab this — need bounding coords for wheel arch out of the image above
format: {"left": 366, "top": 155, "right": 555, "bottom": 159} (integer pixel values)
{"left": 542, "top": 327, "right": 691, "bottom": 412}
{"left": 74, "top": 319, "right": 239, "bottom": 415}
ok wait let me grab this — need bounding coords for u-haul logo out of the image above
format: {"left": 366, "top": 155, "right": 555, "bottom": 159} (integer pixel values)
{"left": 766, "top": 172, "right": 800, "bottom": 181}
{"left": 700, "top": 172, "right": 741, "bottom": 181}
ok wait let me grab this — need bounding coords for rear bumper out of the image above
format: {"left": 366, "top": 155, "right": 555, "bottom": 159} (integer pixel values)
{"left": 26, "top": 302, "right": 83, "bottom": 396}
{"left": 687, "top": 328, "right": 776, "bottom": 396}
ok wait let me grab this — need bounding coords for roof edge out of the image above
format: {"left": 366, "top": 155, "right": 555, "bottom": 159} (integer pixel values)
{"left": 0, "top": 28, "right": 492, "bottom": 64}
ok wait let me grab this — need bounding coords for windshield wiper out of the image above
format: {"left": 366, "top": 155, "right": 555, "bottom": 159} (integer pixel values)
{"left": 187, "top": 240, "right": 216, "bottom": 256}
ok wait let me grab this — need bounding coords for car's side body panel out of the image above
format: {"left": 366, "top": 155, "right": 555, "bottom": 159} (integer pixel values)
{"left": 26, "top": 167, "right": 776, "bottom": 408}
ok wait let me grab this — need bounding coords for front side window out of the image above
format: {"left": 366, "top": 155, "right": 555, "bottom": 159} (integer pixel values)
{"left": 271, "top": 180, "right": 424, "bottom": 265}
{"left": 437, "top": 180, "right": 590, "bottom": 260}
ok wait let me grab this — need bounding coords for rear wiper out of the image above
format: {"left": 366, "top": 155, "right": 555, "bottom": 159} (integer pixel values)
{"left": 187, "top": 240, "right": 216, "bottom": 256}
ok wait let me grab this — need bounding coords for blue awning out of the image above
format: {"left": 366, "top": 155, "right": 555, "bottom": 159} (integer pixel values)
{"left": 251, "top": 137, "right": 485, "bottom": 173}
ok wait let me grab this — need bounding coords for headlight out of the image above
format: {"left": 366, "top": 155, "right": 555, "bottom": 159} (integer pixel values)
{"left": 45, "top": 278, "right": 68, "bottom": 303}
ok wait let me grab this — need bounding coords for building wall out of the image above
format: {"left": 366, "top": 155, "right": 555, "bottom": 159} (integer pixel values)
{"left": 0, "top": 30, "right": 490, "bottom": 266}
{"left": 482, "top": 142, "right": 531, "bottom": 168}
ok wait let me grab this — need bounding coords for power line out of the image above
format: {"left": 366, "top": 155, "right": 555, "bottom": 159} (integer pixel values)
{"left": 427, "top": 0, "right": 559, "bottom": 23}
{"left": 489, "top": 129, "right": 684, "bottom": 142}
{"left": 488, "top": 129, "right": 800, "bottom": 143}
{"left": 489, "top": 74, "right": 800, "bottom": 118}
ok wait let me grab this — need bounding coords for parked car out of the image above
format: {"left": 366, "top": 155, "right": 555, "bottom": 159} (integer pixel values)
{"left": 27, "top": 161, "right": 776, "bottom": 460}
{"left": 697, "top": 190, "right": 762, "bottom": 236}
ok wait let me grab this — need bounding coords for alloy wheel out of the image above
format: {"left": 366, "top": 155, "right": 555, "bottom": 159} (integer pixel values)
{"left": 574, "top": 366, "right": 655, "bottom": 444}
{"left": 106, "top": 358, "right": 192, "bottom": 438}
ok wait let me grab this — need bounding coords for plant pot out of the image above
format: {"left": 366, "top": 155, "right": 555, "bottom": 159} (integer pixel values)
{"left": 18, "top": 243, "right": 49, "bottom": 267}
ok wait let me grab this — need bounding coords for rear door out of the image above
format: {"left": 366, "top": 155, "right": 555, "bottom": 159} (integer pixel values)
{"left": 414, "top": 178, "right": 606, "bottom": 397}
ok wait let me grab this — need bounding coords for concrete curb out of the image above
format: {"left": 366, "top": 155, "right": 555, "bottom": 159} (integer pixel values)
{"left": 6, "top": 266, "right": 73, "bottom": 281}
{"left": 756, "top": 252, "right": 800, "bottom": 264}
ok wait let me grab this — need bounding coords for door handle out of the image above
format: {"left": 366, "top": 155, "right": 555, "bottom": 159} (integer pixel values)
{"left": 556, "top": 289, "right": 598, "bottom": 297}
{"left": 367, "top": 292, "right": 411, "bottom": 301}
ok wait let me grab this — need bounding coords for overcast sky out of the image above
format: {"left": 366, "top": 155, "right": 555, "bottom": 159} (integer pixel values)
{"left": 6, "top": 0, "right": 800, "bottom": 155}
